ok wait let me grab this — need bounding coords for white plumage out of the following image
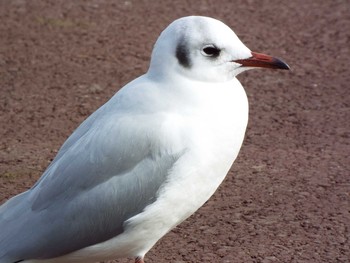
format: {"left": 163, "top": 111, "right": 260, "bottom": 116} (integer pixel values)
{"left": 0, "top": 16, "right": 289, "bottom": 263}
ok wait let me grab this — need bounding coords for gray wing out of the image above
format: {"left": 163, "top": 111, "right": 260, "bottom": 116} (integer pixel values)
{"left": 0, "top": 110, "right": 183, "bottom": 262}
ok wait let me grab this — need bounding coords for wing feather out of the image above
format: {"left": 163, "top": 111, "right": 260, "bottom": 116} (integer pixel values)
{"left": 0, "top": 109, "right": 183, "bottom": 262}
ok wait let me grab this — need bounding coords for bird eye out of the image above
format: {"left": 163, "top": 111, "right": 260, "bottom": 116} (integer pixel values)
{"left": 201, "top": 45, "right": 221, "bottom": 57}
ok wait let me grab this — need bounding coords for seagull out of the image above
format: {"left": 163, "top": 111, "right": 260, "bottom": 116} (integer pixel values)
{"left": 0, "top": 16, "right": 289, "bottom": 263}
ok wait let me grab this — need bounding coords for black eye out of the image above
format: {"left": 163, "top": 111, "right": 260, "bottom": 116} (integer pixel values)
{"left": 202, "top": 45, "right": 221, "bottom": 57}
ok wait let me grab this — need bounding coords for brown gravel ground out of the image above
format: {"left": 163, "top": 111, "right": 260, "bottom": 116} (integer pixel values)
{"left": 0, "top": 1, "right": 349, "bottom": 262}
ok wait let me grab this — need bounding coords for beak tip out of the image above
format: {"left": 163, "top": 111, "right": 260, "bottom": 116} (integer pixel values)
{"left": 277, "top": 59, "right": 290, "bottom": 70}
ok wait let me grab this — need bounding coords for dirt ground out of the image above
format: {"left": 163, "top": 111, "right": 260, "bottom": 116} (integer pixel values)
{"left": 0, "top": 0, "right": 349, "bottom": 262}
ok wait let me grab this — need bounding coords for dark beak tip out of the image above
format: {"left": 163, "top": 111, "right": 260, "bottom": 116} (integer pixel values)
{"left": 275, "top": 58, "right": 291, "bottom": 70}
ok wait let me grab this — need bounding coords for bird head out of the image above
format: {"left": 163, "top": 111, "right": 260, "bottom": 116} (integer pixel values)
{"left": 148, "top": 16, "right": 289, "bottom": 82}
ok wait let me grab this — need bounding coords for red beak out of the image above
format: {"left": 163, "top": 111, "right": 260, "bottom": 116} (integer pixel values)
{"left": 234, "top": 52, "right": 290, "bottom": 70}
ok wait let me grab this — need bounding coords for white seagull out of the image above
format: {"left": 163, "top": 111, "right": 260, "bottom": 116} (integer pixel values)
{"left": 0, "top": 16, "right": 289, "bottom": 263}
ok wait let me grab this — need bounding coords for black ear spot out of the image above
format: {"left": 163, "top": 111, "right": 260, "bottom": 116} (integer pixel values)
{"left": 202, "top": 45, "right": 221, "bottom": 57}
{"left": 176, "top": 42, "right": 191, "bottom": 68}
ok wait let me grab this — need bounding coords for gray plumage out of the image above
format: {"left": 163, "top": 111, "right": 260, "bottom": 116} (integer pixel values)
{"left": 0, "top": 78, "right": 183, "bottom": 262}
